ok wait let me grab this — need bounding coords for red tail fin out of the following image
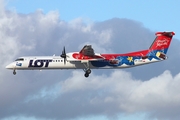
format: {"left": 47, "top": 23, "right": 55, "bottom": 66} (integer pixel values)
{"left": 149, "top": 32, "right": 175, "bottom": 54}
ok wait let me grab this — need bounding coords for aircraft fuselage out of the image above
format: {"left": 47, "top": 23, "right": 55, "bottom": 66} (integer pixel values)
{"left": 6, "top": 53, "right": 163, "bottom": 71}
{"left": 5, "top": 32, "right": 175, "bottom": 77}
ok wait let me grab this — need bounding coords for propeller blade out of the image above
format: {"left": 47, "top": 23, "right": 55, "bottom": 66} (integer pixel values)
{"left": 63, "top": 46, "right": 66, "bottom": 54}
{"left": 60, "top": 46, "right": 67, "bottom": 64}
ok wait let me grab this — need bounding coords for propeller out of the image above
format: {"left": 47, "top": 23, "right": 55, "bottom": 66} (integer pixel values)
{"left": 60, "top": 46, "right": 67, "bottom": 64}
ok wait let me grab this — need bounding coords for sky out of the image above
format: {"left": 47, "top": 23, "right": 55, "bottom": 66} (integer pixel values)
{"left": 6, "top": 0, "right": 180, "bottom": 40}
{"left": 1, "top": 0, "right": 180, "bottom": 120}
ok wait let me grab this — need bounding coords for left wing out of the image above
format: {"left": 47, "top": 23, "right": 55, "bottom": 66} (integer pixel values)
{"left": 68, "top": 45, "right": 105, "bottom": 61}
{"left": 79, "top": 45, "right": 95, "bottom": 56}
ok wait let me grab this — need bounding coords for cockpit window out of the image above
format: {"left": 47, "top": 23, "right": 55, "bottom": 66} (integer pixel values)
{"left": 15, "top": 58, "right": 24, "bottom": 61}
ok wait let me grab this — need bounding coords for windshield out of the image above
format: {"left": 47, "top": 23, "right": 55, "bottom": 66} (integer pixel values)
{"left": 15, "top": 58, "right": 24, "bottom": 61}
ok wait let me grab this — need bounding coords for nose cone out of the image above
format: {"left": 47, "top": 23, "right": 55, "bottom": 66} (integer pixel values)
{"left": 6, "top": 63, "right": 14, "bottom": 69}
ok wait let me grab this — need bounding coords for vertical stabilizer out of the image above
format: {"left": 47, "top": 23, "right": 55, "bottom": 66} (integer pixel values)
{"left": 147, "top": 32, "right": 175, "bottom": 60}
{"left": 149, "top": 32, "right": 175, "bottom": 54}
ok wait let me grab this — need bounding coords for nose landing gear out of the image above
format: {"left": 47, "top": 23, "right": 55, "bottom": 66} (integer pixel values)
{"left": 13, "top": 69, "right": 16, "bottom": 75}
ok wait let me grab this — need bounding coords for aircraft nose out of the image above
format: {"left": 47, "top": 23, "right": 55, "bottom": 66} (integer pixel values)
{"left": 6, "top": 63, "right": 14, "bottom": 69}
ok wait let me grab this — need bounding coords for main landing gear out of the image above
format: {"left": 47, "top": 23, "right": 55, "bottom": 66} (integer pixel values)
{"left": 84, "top": 69, "right": 91, "bottom": 77}
{"left": 81, "top": 60, "right": 91, "bottom": 78}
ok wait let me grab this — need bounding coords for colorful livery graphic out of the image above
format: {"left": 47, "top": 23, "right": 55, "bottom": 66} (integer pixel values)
{"left": 6, "top": 32, "right": 175, "bottom": 77}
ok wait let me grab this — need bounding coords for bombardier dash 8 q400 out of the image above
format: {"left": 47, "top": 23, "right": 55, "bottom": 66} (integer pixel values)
{"left": 6, "top": 32, "right": 175, "bottom": 77}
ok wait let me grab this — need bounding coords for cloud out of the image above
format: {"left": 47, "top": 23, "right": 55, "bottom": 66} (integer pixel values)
{"left": 58, "top": 70, "right": 180, "bottom": 120}
{"left": 1, "top": 1, "right": 180, "bottom": 120}
{"left": 2, "top": 70, "right": 180, "bottom": 120}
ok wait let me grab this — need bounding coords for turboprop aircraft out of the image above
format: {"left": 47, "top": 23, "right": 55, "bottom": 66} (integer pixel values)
{"left": 6, "top": 32, "right": 175, "bottom": 77}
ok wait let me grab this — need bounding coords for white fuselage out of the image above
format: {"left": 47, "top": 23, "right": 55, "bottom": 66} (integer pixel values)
{"left": 5, "top": 53, "right": 164, "bottom": 77}
{"left": 6, "top": 54, "right": 162, "bottom": 70}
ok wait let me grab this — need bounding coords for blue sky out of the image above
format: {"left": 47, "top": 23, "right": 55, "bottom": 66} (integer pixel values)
{"left": 7, "top": 0, "right": 180, "bottom": 40}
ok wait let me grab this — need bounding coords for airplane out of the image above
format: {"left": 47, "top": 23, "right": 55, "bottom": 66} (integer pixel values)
{"left": 6, "top": 31, "right": 175, "bottom": 77}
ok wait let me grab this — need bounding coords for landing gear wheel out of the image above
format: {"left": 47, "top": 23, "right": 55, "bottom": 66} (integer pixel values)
{"left": 13, "top": 70, "right": 16, "bottom": 75}
{"left": 84, "top": 73, "right": 89, "bottom": 78}
{"left": 86, "top": 69, "right": 91, "bottom": 74}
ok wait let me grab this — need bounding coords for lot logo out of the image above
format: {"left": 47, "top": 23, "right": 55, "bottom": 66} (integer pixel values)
{"left": 28, "top": 59, "right": 52, "bottom": 67}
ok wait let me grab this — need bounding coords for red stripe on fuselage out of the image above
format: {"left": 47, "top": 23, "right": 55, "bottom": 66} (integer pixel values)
{"left": 72, "top": 50, "right": 149, "bottom": 60}
{"left": 101, "top": 49, "right": 149, "bottom": 60}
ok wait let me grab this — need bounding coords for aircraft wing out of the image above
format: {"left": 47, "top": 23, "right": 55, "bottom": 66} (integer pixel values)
{"left": 79, "top": 45, "right": 95, "bottom": 56}
{"left": 67, "top": 45, "right": 105, "bottom": 61}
